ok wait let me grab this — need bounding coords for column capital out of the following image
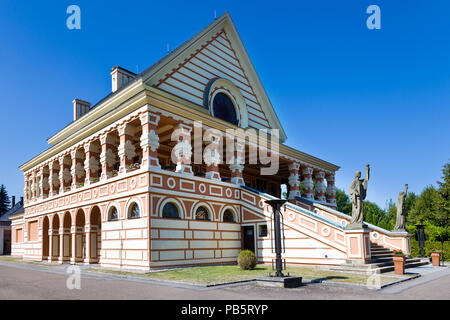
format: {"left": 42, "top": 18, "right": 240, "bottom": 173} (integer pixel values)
{"left": 288, "top": 162, "right": 300, "bottom": 172}
{"left": 301, "top": 166, "right": 314, "bottom": 176}
{"left": 139, "top": 111, "right": 160, "bottom": 126}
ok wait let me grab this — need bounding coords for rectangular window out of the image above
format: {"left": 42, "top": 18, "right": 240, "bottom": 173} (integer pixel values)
{"left": 28, "top": 221, "right": 38, "bottom": 242}
{"left": 259, "top": 224, "right": 268, "bottom": 237}
{"left": 15, "top": 228, "right": 23, "bottom": 243}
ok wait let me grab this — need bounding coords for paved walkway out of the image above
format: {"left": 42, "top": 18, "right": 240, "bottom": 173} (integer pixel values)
{"left": 0, "top": 260, "right": 448, "bottom": 300}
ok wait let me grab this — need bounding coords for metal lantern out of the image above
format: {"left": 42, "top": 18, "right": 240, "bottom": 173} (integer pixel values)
{"left": 265, "top": 199, "right": 287, "bottom": 277}
{"left": 416, "top": 224, "right": 426, "bottom": 258}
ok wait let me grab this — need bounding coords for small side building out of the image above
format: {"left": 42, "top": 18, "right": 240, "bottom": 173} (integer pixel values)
{"left": 0, "top": 196, "right": 24, "bottom": 255}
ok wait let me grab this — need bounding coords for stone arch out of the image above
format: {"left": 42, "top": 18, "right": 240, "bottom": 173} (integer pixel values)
{"left": 125, "top": 197, "right": 144, "bottom": 219}
{"left": 42, "top": 216, "right": 49, "bottom": 260}
{"left": 220, "top": 205, "right": 239, "bottom": 223}
{"left": 50, "top": 214, "right": 60, "bottom": 259}
{"left": 74, "top": 209, "right": 86, "bottom": 262}
{"left": 89, "top": 205, "right": 102, "bottom": 262}
{"left": 192, "top": 201, "right": 215, "bottom": 221}
{"left": 159, "top": 198, "right": 184, "bottom": 219}
{"left": 61, "top": 211, "right": 72, "bottom": 261}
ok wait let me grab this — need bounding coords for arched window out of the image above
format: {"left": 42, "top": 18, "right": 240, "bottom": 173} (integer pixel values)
{"left": 128, "top": 203, "right": 140, "bottom": 219}
{"left": 162, "top": 203, "right": 180, "bottom": 219}
{"left": 108, "top": 206, "right": 118, "bottom": 221}
{"left": 195, "top": 206, "right": 210, "bottom": 221}
{"left": 212, "top": 93, "right": 238, "bottom": 125}
{"left": 223, "top": 209, "right": 235, "bottom": 223}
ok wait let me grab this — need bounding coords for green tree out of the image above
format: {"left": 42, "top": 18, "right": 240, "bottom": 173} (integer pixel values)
{"left": 436, "top": 160, "right": 450, "bottom": 228}
{"left": 408, "top": 186, "right": 441, "bottom": 226}
{"left": 0, "top": 184, "right": 11, "bottom": 216}
{"left": 335, "top": 188, "right": 351, "bottom": 214}
{"left": 426, "top": 224, "right": 450, "bottom": 260}
{"left": 363, "top": 201, "right": 390, "bottom": 229}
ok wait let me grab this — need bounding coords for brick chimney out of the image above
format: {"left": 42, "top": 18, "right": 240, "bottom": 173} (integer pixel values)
{"left": 11, "top": 196, "right": 15, "bottom": 207}
{"left": 20, "top": 197, "right": 24, "bottom": 205}
{"left": 73, "top": 99, "right": 91, "bottom": 121}
{"left": 111, "top": 66, "right": 136, "bottom": 93}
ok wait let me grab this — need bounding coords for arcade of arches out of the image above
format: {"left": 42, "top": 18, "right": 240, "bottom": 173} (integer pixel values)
{"left": 41, "top": 206, "right": 101, "bottom": 263}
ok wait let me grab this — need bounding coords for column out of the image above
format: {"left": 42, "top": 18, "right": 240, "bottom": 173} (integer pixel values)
{"left": 288, "top": 162, "right": 301, "bottom": 200}
{"left": 49, "top": 162, "right": 60, "bottom": 196}
{"left": 71, "top": 150, "right": 85, "bottom": 189}
{"left": 172, "top": 123, "right": 193, "bottom": 175}
{"left": 59, "top": 156, "right": 71, "bottom": 193}
{"left": 326, "top": 173, "right": 336, "bottom": 205}
{"left": 301, "top": 166, "right": 314, "bottom": 200}
{"left": 84, "top": 142, "right": 100, "bottom": 184}
{"left": 43, "top": 166, "right": 50, "bottom": 198}
{"left": 229, "top": 138, "right": 245, "bottom": 185}
{"left": 84, "top": 224, "right": 98, "bottom": 264}
{"left": 24, "top": 174, "right": 30, "bottom": 204}
{"left": 58, "top": 226, "right": 67, "bottom": 263}
{"left": 99, "top": 133, "right": 116, "bottom": 179}
{"left": 314, "top": 171, "right": 326, "bottom": 202}
{"left": 48, "top": 229, "right": 54, "bottom": 262}
{"left": 36, "top": 168, "right": 43, "bottom": 200}
{"left": 204, "top": 130, "right": 221, "bottom": 180}
{"left": 140, "top": 111, "right": 160, "bottom": 169}
{"left": 118, "top": 123, "right": 136, "bottom": 174}
{"left": 71, "top": 223, "right": 83, "bottom": 264}
{"left": 31, "top": 172, "right": 37, "bottom": 201}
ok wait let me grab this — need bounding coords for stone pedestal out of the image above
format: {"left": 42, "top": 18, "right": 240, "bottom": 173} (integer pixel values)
{"left": 345, "top": 228, "right": 371, "bottom": 263}
{"left": 256, "top": 276, "right": 302, "bottom": 288}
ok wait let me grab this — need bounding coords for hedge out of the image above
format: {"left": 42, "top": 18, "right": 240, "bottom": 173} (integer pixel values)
{"left": 410, "top": 239, "right": 449, "bottom": 261}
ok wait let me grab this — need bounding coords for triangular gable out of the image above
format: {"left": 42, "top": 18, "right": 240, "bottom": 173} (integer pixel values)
{"left": 143, "top": 12, "right": 287, "bottom": 142}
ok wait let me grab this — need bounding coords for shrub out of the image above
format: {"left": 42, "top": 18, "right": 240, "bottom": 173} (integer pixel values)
{"left": 410, "top": 239, "right": 449, "bottom": 260}
{"left": 237, "top": 250, "right": 256, "bottom": 270}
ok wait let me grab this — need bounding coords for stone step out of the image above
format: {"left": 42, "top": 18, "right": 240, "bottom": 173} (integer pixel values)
{"left": 371, "top": 252, "right": 394, "bottom": 257}
{"left": 330, "top": 260, "right": 430, "bottom": 274}
{"left": 376, "top": 260, "right": 430, "bottom": 274}
{"left": 371, "top": 253, "right": 394, "bottom": 258}
{"left": 371, "top": 248, "right": 394, "bottom": 253}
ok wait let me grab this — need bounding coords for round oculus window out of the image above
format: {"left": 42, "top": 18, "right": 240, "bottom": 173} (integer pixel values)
{"left": 212, "top": 93, "right": 238, "bottom": 125}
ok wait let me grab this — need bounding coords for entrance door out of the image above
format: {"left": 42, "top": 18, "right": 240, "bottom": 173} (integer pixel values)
{"left": 242, "top": 226, "right": 255, "bottom": 253}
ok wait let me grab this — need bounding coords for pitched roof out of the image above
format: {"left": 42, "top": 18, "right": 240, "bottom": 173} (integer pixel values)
{"left": 0, "top": 201, "right": 24, "bottom": 222}
{"left": 140, "top": 12, "right": 288, "bottom": 141}
{"left": 46, "top": 11, "right": 287, "bottom": 145}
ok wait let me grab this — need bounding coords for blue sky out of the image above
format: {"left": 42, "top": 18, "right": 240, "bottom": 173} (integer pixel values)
{"left": 0, "top": 0, "right": 449, "bottom": 209}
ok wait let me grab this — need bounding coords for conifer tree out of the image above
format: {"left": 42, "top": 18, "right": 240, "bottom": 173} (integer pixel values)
{"left": 0, "top": 184, "right": 10, "bottom": 216}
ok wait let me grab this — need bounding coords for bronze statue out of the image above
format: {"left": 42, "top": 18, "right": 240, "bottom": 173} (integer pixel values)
{"left": 346, "top": 164, "right": 370, "bottom": 229}
{"left": 393, "top": 184, "right": 408, "bottom": 232}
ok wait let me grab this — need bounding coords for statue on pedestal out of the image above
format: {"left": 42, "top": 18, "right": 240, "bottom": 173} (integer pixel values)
{"left": 393, "top": 184, "right": 408, "bottom": 232}
{"left": 346, "top": 164, "right": 370, "bottom": 230}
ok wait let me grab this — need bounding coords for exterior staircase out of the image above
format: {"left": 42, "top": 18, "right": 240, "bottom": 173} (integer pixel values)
{"left": 330, "top": 242, "right": 429, "bottom": 274}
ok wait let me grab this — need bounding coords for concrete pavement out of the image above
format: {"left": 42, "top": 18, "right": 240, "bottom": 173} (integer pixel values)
{"left": 0, "top": 260, "right": 449, "bottom": 300}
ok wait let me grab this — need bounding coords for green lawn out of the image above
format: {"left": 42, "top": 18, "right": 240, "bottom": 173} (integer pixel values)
{"left": 0, "top": 255, "right": 57, "bottom": 266}
{"left": 85, "top": 264, "right": 413, "bottom": 286}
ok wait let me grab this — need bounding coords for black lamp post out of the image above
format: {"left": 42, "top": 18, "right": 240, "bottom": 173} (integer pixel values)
{"left": 265, "top": 199, "right": 287, "bottom": 277}
{"left": 416, "top": 224, "right": 426, "bottom": 258}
